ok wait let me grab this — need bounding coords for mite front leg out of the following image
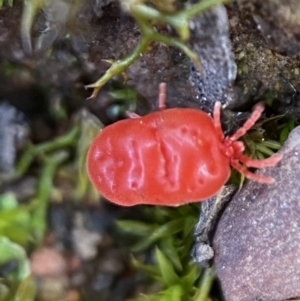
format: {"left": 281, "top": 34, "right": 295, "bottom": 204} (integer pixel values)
{"left": 213, "top": 101, "right": 225, "bottom": 141}
{"left": 238, "top": 153, "right": 283, "bottom": 168}
{"left": 158, "top": 83, "right": 167, "bottom": 110}
{"left": 230, "top": 102, "right": 265, "bottom": 142}
{"left": 230, "top": 159, "right": 275, "bottom": 184}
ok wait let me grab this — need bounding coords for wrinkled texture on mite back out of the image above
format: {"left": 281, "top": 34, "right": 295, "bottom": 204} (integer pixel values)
{"left": 87, "top": 108, "right": 230, "bottom": 206}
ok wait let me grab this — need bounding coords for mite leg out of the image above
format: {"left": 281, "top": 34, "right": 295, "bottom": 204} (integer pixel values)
{"left": 158, "top": 82, "right": 166, "bottom": 110}
{"left": 213, "top": 101, "right": 225, "bottom": 140}
{"left": 238, "top": 153, "right": 283, "bottom": 168}
{"left": 126, "top": 111, "right": 141, "bottom": 119}
{"left": 230, "top": 160, "right": 275, "bottom": 184}
{"left": 230, "top": 102, "right": 265, "bottom": 142}
{"left": 127, "top": 82, "right": 167, "bottom": 117}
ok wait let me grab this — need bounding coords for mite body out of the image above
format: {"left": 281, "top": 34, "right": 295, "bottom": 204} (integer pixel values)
{"left": 87, "top": 84, "right": 282, "bottom": 206}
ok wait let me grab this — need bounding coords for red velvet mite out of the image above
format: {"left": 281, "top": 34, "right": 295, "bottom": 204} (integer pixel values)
{"left": 86, "top": 83, "right": 282, "bottom": 206}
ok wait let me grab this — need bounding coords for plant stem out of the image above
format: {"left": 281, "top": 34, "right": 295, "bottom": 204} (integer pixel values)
{"left": 16, "top": 126, "right": 79, "bottom": 178}
{"left": 182, "top": 0, "right": 233, "bottom": 18}
{"left": 87, "top": 0, "right": 233, "bottom": 97}
{"left": 32, "top": 151, "right": 68, "bottom": 242}
{"left": 194, "top": 267, "right": 216, "bottom": 301}
{"left": 85, "top": 35, "right": 151, "bottom": 98}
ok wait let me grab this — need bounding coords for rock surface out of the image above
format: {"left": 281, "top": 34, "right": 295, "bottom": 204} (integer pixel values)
{"left": 189, "top": 5, "right": 237, "bottom": 111}
{"left": 213, "top": 126, "right": 300, "bottom": 301}
{"left": 251, "top": 0, "right": 300, "bottom": 57}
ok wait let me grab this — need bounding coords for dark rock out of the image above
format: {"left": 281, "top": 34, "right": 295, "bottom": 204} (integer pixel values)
{"left": 213, "top": 126, "right": 300, "bottom": 301}
{"left": 189, "top": 4, "right": 237, "bottom": 111}
{"left": 92, "top": 0, "right": 116, "bottom": 18}
{"left": 0, "top": 103, "right": 28, "bottom": 175}
{"left": 227, "top": 2, "right": 300, "bottom": 120}
{"left": 192, "top": 185, "right": 237, "bottom": 267}
{"left": 251, "top": 0, "right": 300, "bottom": 57}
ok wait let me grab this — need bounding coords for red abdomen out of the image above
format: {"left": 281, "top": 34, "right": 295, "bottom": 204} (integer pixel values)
{"left": 87, "top": 108, "right": 230, "bottom": 206}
